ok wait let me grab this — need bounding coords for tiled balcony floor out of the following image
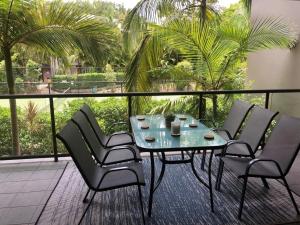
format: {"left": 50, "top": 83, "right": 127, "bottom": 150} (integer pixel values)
{"left": 0, "top": 154, "right": 299, "bottom": 225}
{"left": 0, "top": 161, "right": 67, "bottom": 225}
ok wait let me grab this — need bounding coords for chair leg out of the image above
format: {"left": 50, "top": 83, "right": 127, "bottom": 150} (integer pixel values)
{"left": 78, "top": 189, "right": 98, "bottom": 225}
{"left": 238, "top": 177, "right": 248, "bottom": 220}
{"left": 181, "top": 151, "right": 184, "bottom": 160}
{"left": 282, "top": 177, "right": 300, "bottom": 215}
{"left": 83, "top": 188, "right": 91, "bottom": 203}
{"left": 201, "top": 150, "right": 206, "bottom": 170}
{"left": 138, "top": 185, "right": 145, "bottom": 225}
{"left": 215, "top": 159, "right": 224, "bottom": 191}
{"left": 261, "top": 178, "right": 269, "bottom": 189}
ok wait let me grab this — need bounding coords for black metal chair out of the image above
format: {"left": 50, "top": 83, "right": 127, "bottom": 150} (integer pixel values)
{"left": 201, "top": 100, "right": 255, "bottom": 169}
{"left": 71, "top": 110, "right": 142, "bottom": 166}
{"left": 215, "top": 106, "right": 278, "bottom": 190}
{"left": 214, "top": 100, "right": 255, "bottom": 140}
{"left": 56, "top": 121, "right": 145, "bottom": 225}
{"left": 80, "top": 104, "right": 134, "bottom": 148}
{"left": 216, "top": 115, "right": 300, "bottom": 219}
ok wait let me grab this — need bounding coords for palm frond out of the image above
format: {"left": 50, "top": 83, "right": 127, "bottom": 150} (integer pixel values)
{"left": 1, "top": 0, "right": 119, "bottom": 64}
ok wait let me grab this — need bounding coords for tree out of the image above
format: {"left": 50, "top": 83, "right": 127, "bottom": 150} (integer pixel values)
{"left": 124, "top": 0, "right": 296, "bottom": 114}
{"left": 0, "top": 0, "right": 118, "bottom": 155}
{"left": 123, "top": 0, "right": 219, "bottom": 54}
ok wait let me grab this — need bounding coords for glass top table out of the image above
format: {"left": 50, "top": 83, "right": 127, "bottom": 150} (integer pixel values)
{"left": 130, "top": 114, "right": 227, "bottom": 217}
{"left": 130, "top": 115, "right": 227, "bottom": 151}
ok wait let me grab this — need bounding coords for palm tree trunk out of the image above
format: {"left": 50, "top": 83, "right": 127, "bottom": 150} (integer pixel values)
{"left": 3, "top": 46, "right": 21, "bottom": 155}
{"left": 200, "top": 0, "right": 207, "bottom": 22}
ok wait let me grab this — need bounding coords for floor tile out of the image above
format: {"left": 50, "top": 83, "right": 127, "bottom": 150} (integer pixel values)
{"left": 10, "top": 191, "right": 50, "bottom": 207}
{"left": 37, "top": 162, "right": 66, "bottom": 170}
{"left": 0, "top": 163, "right": 40, "bottom": 172}
{"left": 5, "top": 171, "right": 33, "bottom": 182}
{"left": 0, "top": 193, "right": 16, "bottom": 208}
{"left": 30, "top": 170, "right": 58, "bottom": 180}
{"left": 23, "top": 180, "right": 53, "bottom": 192}
{"left": 0, "top": 181, "right": 27, "bottom": 193}
{"left": 0, "top": 172, "right": 9, "bottom": 181}
{"left": 0, "top": 206, "right": 38, "bottom": 225}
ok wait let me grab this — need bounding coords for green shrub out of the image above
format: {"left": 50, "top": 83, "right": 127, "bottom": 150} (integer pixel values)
{"left": 52, "top": 72, "right": 125, "bottom": 91}
{"left": 0, "top": 107, "right": 12, "bottom": 156}
{"left": 25, "top": 59, "right": 41, "bottom": 81}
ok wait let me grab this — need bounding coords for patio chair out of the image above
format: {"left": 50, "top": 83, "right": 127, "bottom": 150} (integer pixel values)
{"left": 216, "top": 115, "right": 300, "bottom": 219}
{"left": 71, "top": 110, "right": 141, "bottom": 166}
{"left": 215, "top": 106, "right": 278, "bottom": 190}
{"left": 80, "top": 104, "right": 134, "bottom": 148}
{"left": 56, "top": 122, "right": 145, "bottom": 225}
{"left": 201, "top": 100, "right": 255, "bottom": 169}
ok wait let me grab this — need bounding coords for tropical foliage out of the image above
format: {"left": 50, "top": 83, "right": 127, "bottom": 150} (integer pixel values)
{"left": 0, "top": 0, "right": 119, "bottom": 155}
{"left": 123, "top": 0, "right": 296, "bottom": 114}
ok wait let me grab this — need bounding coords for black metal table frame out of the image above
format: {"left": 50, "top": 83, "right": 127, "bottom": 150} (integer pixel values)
{"left": 144, "top": 146, "right": 224, "bottom": 217}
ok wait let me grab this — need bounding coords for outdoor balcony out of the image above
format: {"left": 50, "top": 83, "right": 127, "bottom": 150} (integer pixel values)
{"left": 1, "top": 90, "right": 300, "bottom": 225}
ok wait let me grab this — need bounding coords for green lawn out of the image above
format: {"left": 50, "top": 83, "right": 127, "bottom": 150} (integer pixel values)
{"left": 0, "top": 96, "right": 177, "bottom": 113}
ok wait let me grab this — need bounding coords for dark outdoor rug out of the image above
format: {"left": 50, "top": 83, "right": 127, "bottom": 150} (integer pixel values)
{"left": 38, "top": 155, "right": 300, "bottom": 225}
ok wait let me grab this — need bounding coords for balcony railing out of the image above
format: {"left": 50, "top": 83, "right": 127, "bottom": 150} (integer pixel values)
{"left": 1, "top": 88, "right": 300, "bottom": 161}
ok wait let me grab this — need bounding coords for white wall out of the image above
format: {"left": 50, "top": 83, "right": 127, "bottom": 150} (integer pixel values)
{"left": 248, "top": 0, "right": 300, "bottom": 116}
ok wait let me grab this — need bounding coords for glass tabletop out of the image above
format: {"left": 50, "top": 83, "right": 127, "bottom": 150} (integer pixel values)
{"left": 130, "top": 115, "right": 227, "bottom": 152}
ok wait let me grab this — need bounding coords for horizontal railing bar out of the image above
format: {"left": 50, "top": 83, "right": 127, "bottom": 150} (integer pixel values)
{"left": 0, "top": 153, "right": 69, "bottom": 160}
{"left": 1, "top": 89, "right": 300, "bottom": 99}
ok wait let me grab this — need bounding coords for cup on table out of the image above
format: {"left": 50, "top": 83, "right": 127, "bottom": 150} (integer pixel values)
{"left": 171, "top": 121, "right": 181, "bottom": 135}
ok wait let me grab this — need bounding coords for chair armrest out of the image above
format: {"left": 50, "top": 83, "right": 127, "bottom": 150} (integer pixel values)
{"left": 218, "top": 140, "right": 255, "bottom": 158}
{"left": 96, "top": 166, "right": 142, "bottom": 189}
{"left": 212, "top": 128, "right": 232, "bottom": 140}
{"left": 101, "top": 146, "right": 137, "bottom": 165}
{"left": 245, "top": 158, "right": 284, "bottom": 176}
{"left": 105, "top": 132, "right": 135, "bottom": 147}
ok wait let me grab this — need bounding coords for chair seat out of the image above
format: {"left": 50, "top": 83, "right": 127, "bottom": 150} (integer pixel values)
{"left": 105, "top": 133, "right": 134, "bottom": 147}
{"left": 91, "top": 162, "right": 145, "bottom": 191}
{"left": 222, "top": 157, "right": 281, "bottom": 178}
{"left": 102, "top": 145, "right": 142, "bottom": 165}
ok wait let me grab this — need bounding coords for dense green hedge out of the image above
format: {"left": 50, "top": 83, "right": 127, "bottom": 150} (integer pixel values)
{"left": 52, "top": 72, "right": 125, "bottom": 90}
{"left": 0, "top": 97, "right": 167, "bottom": 157}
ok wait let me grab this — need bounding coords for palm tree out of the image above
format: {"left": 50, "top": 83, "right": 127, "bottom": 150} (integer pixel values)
{"left": 0, "top": 0, "right": 118, "bottom": 155}
{"left": 123, "top": 0, "right": 219, "bottom": 53}
{"left": 124, "top": 1, "right": 296, "bottom": 114}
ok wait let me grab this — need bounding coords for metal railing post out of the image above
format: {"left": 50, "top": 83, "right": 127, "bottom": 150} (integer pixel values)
{"left": 49, "top": 97, "right": 58, "bottom": 162}
{"left": 128, "top": 95, "right": 132, "bottom": 132}
{"left": 198, "top": 94, "right": 203, "bottom": 120}
{"left": 265, "top": 92, "right": 270, "bottom": 109}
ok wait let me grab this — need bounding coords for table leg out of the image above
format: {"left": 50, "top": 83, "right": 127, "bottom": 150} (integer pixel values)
{"left": 154, "top": 152, "right": 166, "bottom": 193}
{"left": 191, "top": 151, "right": 209, "bottom": 188}
{"left": 201, "top": 150, "right": 206, "bottom": 170}
{"left": 148, "top": 151, "right": 155, "bottom": 217}
{"left": 208, "top": 152, "right": 214, "bottom": 212}
{"left": 191, "top": 151, "right": 215, "bottom": 212}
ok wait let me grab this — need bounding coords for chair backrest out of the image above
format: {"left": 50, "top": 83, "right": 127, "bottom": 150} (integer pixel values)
{"left": 80, "top": 104, "right": 106, "bottom": 146}
{"left": 260, "top": 115, "right": 300, "bottom": 175}
{"left": 56, "top": 121, "right": 98, "bottom": 188}
{"left": 223, "top": 100, "right": 255, "bottom": 139}
{"left": 238, "top": 106, "right": 278, "bottom": 153}
{"left": 71, "top": 110, "right": 105, "bottom": 164}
